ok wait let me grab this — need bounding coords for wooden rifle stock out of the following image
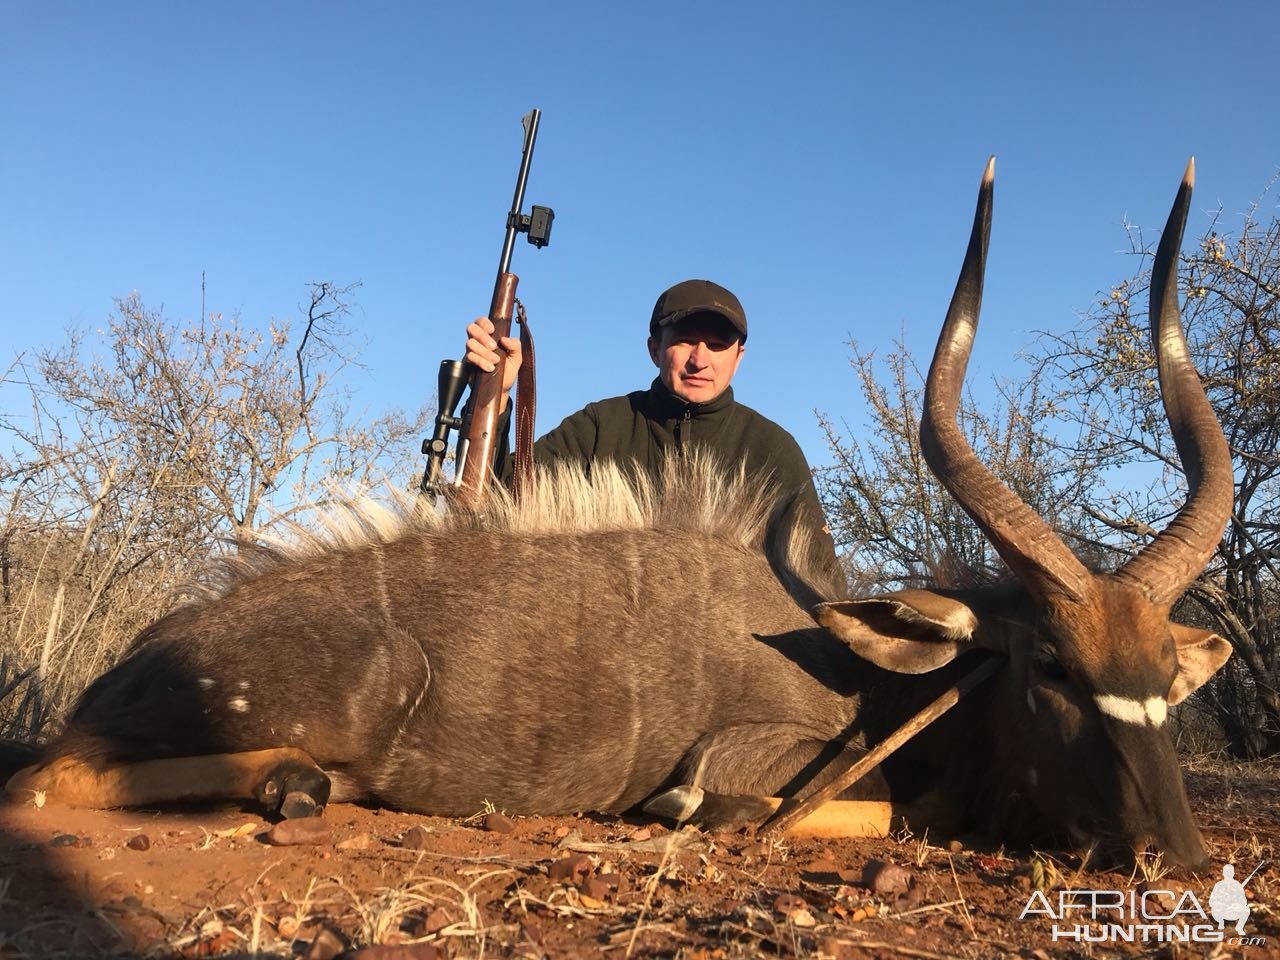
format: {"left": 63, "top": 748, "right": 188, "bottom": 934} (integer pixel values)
{"left": 455, "top": 273, "right": 518, "bottom": 508}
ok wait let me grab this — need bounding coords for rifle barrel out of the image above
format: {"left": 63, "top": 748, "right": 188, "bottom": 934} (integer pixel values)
{"left": 496, "top": 108, "right": 541, "bottom": 283}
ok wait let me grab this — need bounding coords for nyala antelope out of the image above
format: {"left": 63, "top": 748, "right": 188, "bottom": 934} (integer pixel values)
{"left": 6, "top": 159, "right": 1232, "bottom": 866}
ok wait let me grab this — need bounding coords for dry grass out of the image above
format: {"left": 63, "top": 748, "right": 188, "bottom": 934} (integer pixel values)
{"left": 0, "top": 519, "right": 180, "bottom": 744}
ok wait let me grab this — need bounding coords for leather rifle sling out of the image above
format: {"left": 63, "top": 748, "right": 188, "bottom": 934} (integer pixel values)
{"left": 512, "top": 299, "right": 537, "bottom": 500}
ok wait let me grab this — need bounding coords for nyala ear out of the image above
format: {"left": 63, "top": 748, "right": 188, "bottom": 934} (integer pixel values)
{"left": 812, "top": 589, "right": 979, "bottom": 675}
{"left": 1169, "top": 624, "right": 1232, "bottom": 705}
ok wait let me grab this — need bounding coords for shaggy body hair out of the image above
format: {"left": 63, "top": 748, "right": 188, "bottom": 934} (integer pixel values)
{"left": 187, "top": 452, "right": 843, "bottom": 613}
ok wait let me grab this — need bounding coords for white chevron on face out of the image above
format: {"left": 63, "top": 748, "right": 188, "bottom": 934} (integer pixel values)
{"left": 1094, "top": 693, "right": 1168, "bottom": 727}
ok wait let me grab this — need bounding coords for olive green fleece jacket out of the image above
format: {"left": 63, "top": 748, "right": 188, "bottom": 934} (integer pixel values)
{"left": 496, "top": 378, "right": 840, "bottom": 580}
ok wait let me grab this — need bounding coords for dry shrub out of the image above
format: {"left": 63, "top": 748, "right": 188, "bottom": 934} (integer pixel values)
{"left": 0, "top": 284, "right": 425, "bottom": 741}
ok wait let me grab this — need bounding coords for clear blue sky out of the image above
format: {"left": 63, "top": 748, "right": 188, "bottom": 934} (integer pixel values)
{"left": 3, "top": 2, "right": 1277, "bottom": 474}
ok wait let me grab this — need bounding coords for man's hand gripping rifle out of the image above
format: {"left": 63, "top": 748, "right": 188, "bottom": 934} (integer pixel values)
{"left": 420, "top": 108, "right": 554, "bottom": 508}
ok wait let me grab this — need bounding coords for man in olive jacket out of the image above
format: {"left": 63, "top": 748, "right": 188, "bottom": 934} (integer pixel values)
{"left": 464, "top": 279, "right": 840, "bottom": 578}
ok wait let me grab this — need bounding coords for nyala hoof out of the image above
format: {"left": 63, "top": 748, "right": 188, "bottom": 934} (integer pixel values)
{"left": 280, "top": 789, "right": 322, "bottom": 819}
{"left": 254, "top": 759, "right": 330, "bottom": 818}
{"left": 643, "top": 785, "right": 780, "bottom": 831}
{"left": 643, "top": 785, "right": 705, "bottom": 823}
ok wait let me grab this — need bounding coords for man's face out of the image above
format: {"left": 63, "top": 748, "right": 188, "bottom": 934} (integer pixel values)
{"left": 648, "top": 314, "right": 745, "bottom": 404}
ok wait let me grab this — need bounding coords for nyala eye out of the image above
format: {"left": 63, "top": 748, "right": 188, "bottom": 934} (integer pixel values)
{"left": 1034, "top": 652, "right": 1068, "bottom": 682}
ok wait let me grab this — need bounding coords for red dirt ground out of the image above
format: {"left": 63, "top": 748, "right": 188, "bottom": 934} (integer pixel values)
{"left": 1, "top": 760, "right": 1277, "bottom": 959}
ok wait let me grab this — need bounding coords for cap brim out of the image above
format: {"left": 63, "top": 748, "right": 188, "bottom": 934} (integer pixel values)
{"left": 657, "top": 307, "right": 747, "bottom": 337}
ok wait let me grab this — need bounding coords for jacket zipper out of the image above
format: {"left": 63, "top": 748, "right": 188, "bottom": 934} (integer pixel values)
{"left": 674, "top": 408, "right": 692, "bottom": 454}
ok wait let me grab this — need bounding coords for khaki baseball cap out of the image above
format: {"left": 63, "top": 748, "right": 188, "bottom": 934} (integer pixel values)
{"left": 649, "top": 279, "right": 747, "bottom": 342}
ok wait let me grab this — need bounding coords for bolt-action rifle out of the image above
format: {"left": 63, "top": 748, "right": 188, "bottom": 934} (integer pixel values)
{"left": 420, "top": 109, "right": 554, "bottom": 507}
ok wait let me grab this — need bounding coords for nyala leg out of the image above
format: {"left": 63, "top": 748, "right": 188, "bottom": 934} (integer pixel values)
{"left": 6, "top": 747, "right": 331, "bottom": 818}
